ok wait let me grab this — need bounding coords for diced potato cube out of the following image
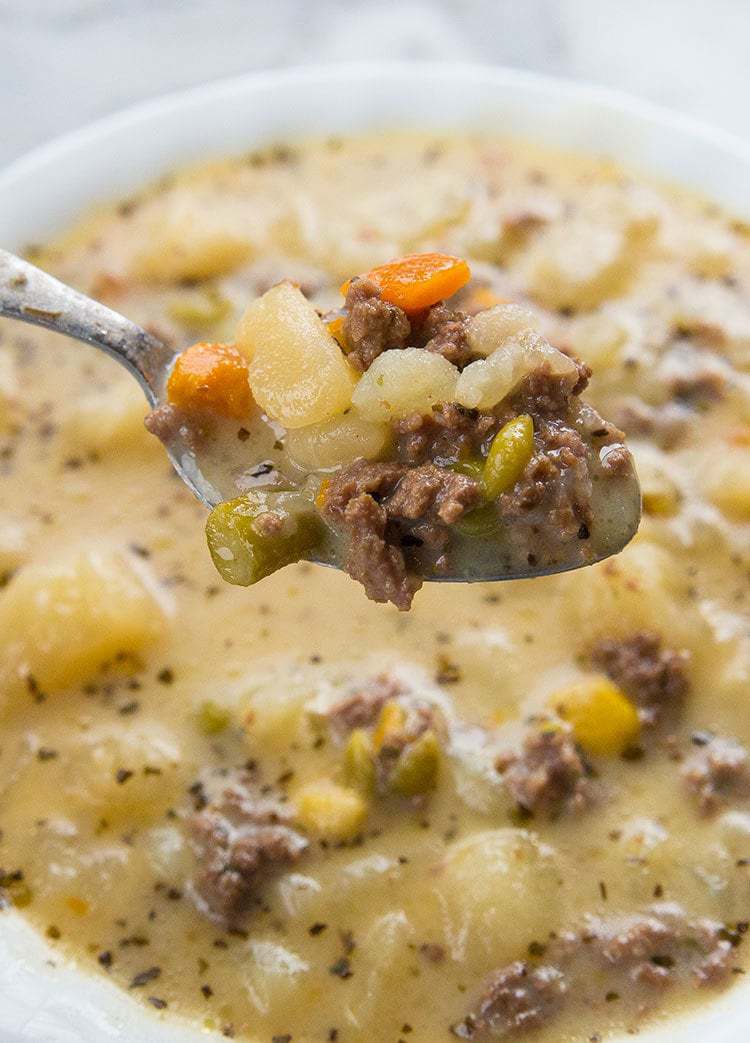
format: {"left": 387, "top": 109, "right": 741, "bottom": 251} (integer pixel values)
{"left": 0, "top": 515, "right": 28, "bottom": 579}
{"left": 133, "top": 208, "right": 251, "bottom": 283}
{"left": 0, "top": 549, "right": 169, "bottom": 696}
{"left": 456, "top": 330, "right": 577, "bottom": 411}
{"left": 525, "top": 216, "right": 654, "bottom": 311}
{"left": 68, "top": 722, "right": 182, "bottom": 821}
{"left": 568, "top": 540, "right": 704, "bottom": 646}
{"left": 351, "top": 348, "right": 458, "bottom": 422}
{"left": 437, "top": 829, "right": 564, "bottom": 971}
{"left": 243, "top": 679, "right": 311, "bottom": 747}
{"left": 60, "top": 381, "right": 152, "bottom": 455}
{"left": 683, "top": 227, "right": 735, "bottom": 280}
{"left": 704, "top": 448, "right": 750, "bottom": 520}
{"left": 295, "top": 780, "right": 367, "bottom": 841}
{"left": 454, "top": 350, "right": 515, "bottom": 410}
{"left": 566, "top": 313, "right": 630, "bottom": 369}
{"left": 285, "top": 413, "right": 389, "bottom": 470}
{"left": 632, "top": 443, "right": 681, "bottom": 517}
{"left": 466, "top": 303, "right": 538, "bottom": 357}
{"left": 237, "top": 283, "right": 356, "bottom": 427}
{"left": 550, "top": 677, "right": 640, "bottom": 756}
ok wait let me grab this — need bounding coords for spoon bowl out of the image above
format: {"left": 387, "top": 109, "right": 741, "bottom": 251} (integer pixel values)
{"left": 0, "top": 247, "right": 641, "bottom": 583}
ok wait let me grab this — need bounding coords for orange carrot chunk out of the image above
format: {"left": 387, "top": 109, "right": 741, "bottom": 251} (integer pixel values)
{"left": 167, "top": 341, "right": 251, "bottom": 419}
{"left": 341, "top": 252, "right": 471, "bottom": 314}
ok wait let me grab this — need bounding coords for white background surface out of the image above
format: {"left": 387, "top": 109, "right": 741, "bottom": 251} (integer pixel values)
{"left": 1, "top": 0, "right": 749, "bottom": 166}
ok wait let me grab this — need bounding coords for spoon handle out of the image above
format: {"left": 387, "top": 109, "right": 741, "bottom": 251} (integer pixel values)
{"left": 0, "top": 248, "right": 175, "bottom": 404}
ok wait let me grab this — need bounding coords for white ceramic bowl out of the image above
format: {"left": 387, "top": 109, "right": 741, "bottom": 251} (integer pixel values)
{"left": 1, "top": 62, "right": 750, "bottom": 1043}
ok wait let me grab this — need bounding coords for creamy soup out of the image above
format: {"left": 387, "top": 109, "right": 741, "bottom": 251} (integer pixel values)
{"left": 2, "top": 132, "right": 750, "bottom": 1043}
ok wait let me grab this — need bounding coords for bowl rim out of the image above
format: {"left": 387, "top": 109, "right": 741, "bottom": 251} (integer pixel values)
{"left": 3, "top": 60, "right": 750, "bottom": 188}
{"left": 1, "top": 59, "right": 750, "bottom": 1043}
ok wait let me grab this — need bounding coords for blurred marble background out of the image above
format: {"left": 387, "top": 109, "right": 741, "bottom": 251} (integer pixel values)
{"left": 1, "top": 0, "right": 748, "bottom": 164}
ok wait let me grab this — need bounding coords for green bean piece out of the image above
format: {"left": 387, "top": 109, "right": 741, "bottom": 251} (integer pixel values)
{"left": 454, "top": 503, "right": 501, "bottom": 538}
{"left": 452, "top": 456, "right": 485, "bottom": 481}
{"left": 482, "top": 414, "right": 534, "bottom": 500}
{"left": 389, "top": 730, "right": 441, "bottom": 797}
{"left": 343, "top": 728, "right": 376, "bottom": 795}
{"left": 198, "top": 699, "right": 231, "bottom": 735}
{"left": 205, "top": 490, "right": 324, "bottom": 586}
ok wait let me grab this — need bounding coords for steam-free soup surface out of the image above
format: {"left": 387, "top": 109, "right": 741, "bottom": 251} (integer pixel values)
{"left": 2, "top": 132, "right": 750, "bottom": 1042}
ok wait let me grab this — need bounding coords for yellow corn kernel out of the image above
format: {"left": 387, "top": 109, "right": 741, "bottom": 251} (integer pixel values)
{"left": 343, "top": 728, "right": 376, "bottom": 794}
{"left": 327, "top": 316, "right": 348, "bottom": 350}
{"left": 295, "top": 780, "right": 367, "bottom": 841}
{"left": 551, "top": 677, "right": 640, "bottom": 756}
{"left": 372, "top": 701, "right": 407, "bottom": 753}
{"left": 389, "top": 730, "right": 441, "bottom": 797}
{"left": 482, "top": 414, "right": 534, "bottom": 499}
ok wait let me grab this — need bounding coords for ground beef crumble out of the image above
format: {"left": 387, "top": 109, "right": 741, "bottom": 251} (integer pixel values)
{"left": 495, "top": 417, "right": 593, "bottom": 549}
{"left": 187, "top": 772, "right": 308, "bottom": 925}
{"left": 318, "top": 291, "right": 632, "bottom": 609}
{"left": 322, "top": 673, "right": 405, "bottom": 737}
{"left": 454, "top": 906, "right": 740, "bottom": 1037}
{"left": 451, "top": 962, "right": 568, "bottom": 1038}
{"left": 320, "top": 459, "right": 480, "bottom": 609}
{"left": 496, "top": 728, "right": 592, "bottom": 818}
{"left": 415, "top": 302, "right": 475, "bottom": 368}
{"left": 394, "top": 404, "right": 499, "bottom": 466}
{"left": 591, "top": 632, "right": 690, "bottom": 727}
{"left": 342, "top": 278, "right": 411, "bottom": 372}
{"left": 682, "top": 735, "right": 750, "bottom": 814}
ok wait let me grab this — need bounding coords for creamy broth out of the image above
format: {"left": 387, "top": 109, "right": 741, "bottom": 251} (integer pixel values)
{"left": 2, "top": 132, "right": 750, "bottom": 1042}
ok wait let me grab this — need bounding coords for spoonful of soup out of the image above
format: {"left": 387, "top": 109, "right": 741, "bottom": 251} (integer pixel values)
{"left": 0, "top": 248, "right": 640, "bottom": 609}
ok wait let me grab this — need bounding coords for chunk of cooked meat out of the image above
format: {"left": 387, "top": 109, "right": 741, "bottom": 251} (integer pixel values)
{"left": 323, "top": 673, "right": 405, "bottom": 737}
{"left": 187, "top": 773, "right": 308, "bottom": 925}
{"left": 415, "top": 303, "right": 475, "bottom": 368}
{"left": 612, "top": 397, "right": 691, "bottom": 450}
{"left": 343, "top": 277, "right": 411, "bottom": 371}
{"left": 454, "top": 906, "right": 739, "bottom": 1037}
{"left": 510, "top": 356, "right": 591, "bottom": 416}
{"left": 451, "top": 962, "right": 568, "bottom": 1038}
{"left": 339, "top": 492, "right": 420, "bottom": 611}
{"left": 319, "top": 459, "right": 480, "bottom": 610}
{"left": 496, "top": 728, "right": 592, "bottom": 817}
{"left": 393, "top": 403, "right": 499, "bottom": 466}
{"left": 589, "top": 907, "right": 736, "bottom": 989}
{"left": 682, "top": 734, "right": 750, "bottom": 814}
{"left": 591, "top": 632, "right": 690, "bottom": 727}
{"left": 385, "top": 463, "right": 481, "bottom": 524}
{"left": 496, "top": 417, "right": 593, "bottom": 549}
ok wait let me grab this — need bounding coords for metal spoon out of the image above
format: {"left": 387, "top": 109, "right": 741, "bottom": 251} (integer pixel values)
{"left": 0, "top": 248, "right": 641, "bottom": 582}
